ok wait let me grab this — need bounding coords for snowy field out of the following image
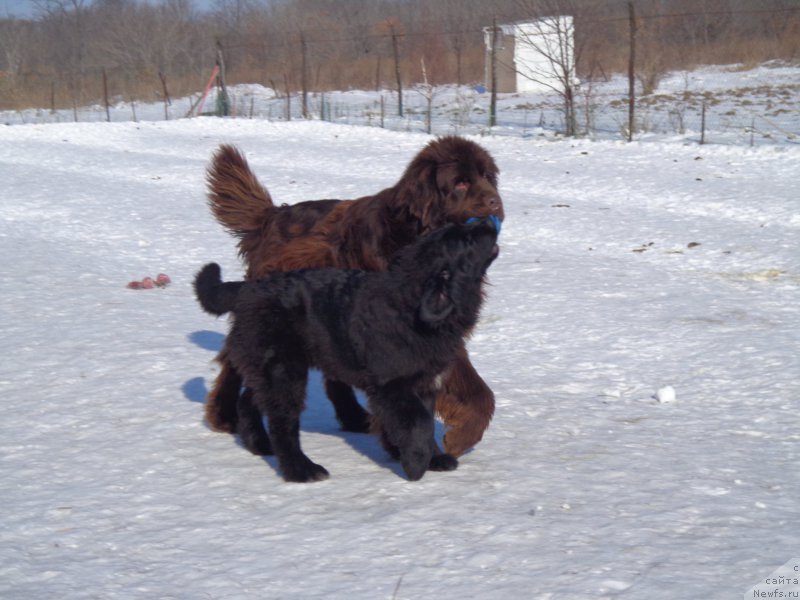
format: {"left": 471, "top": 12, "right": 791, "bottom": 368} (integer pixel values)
{"left": 1, "top": 109, "right": 798, "bottom": 598}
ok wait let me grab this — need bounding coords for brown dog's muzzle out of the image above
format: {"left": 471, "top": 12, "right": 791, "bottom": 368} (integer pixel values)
{"left": 448, "top": 176, "right": 504, "bottom": 224}
{"left": 473, "top": 180, "right": 504, "bottom": 221}
{"left": 485, "top": 194, "right": 504, "bottom": 220}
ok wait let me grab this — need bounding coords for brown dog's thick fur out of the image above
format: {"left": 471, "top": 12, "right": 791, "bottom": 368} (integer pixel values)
{"left": 205, "top": 136, "right": 504, "bottom": 456}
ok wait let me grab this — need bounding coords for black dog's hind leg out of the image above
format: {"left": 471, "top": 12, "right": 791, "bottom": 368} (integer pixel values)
{"left": 252, "top": 354, "right": 328, "bottom": 483}
{"left": 235, "top": 388, "right": 273, "bottom": 455}
{"left": 325, "top": 378, "right": 371, "bottom": 433}
{"left": 370, "top": 381, "right": 457, "bottom": 481}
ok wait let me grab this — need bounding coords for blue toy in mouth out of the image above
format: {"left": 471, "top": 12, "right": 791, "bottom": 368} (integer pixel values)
{"left": 466, "top": 214, "right": 502, "bottom": 234}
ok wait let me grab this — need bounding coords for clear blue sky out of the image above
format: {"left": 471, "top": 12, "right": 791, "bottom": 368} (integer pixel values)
{"left": 2, "top": 0, "right": 216, "bottom": 18}
{"left": 2, "top": 1, "right": 36, "bottom": 17}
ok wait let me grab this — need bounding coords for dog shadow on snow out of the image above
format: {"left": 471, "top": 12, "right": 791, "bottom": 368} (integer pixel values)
{"left": 184, "top": 330, "right": 448, "bottom": 479}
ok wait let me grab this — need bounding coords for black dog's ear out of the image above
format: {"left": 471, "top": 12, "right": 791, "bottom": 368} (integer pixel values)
{"left": 419, "top": 269, "right": 454, "bottom": 324}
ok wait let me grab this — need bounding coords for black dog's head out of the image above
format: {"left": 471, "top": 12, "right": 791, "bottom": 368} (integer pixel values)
{"left": 392, "top": 219, "right": 499, "bottom": 328}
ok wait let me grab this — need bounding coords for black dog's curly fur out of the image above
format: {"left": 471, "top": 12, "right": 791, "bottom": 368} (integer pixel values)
{"left": 194, "top": 220, "right": 499, "bottom": 482}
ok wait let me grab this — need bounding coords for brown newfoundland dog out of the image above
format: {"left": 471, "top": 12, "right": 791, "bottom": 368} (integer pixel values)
{"left": 204, "top": 135, "right": 504, "bottom": 457}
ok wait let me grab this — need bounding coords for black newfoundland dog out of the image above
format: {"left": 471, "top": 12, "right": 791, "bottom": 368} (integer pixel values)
{"left": 194, "top": 219, "right": 499, "bottom": 482}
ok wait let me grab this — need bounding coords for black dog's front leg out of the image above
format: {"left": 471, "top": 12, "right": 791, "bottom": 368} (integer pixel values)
{"left": 371, "top": 382, "right": 457, "bottom": 481}
{"left": 249, "top": 354, "right": 329, "bottom": 483}
{"left": 268, "top": 414, "right": 329, "bottom": 483}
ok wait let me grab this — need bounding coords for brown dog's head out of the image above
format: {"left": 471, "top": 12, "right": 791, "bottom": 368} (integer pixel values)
{"left": 395, "top": 136, "right": 504, "bottom": 232}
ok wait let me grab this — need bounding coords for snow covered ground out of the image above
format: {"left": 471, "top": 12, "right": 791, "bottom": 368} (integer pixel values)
{"left": 1, "top": 109, "right": 798, "bottom": 598}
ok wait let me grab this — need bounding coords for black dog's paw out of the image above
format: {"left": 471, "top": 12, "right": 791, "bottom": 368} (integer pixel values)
{"left": 281, "top": 457, "right": 330, "bottom": 483}
{"left": 400, "top": 448, "right": 433, "bottom": 481}
{"left": 428, "top": 453, "right": 458, "bottom": 472}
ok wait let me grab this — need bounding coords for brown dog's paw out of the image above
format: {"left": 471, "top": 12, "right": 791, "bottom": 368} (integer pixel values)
{"left": 443, "top": 430, "right": 478, "bottom": 458}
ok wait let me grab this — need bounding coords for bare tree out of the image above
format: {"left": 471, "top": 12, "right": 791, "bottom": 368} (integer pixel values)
{"left": 510, "top": 11, "right": 580, "bottom": 135}
{"left": 35, "top": 0, "right": 90, "bottom": 114}
{"left": 415, "top": 57, "right": 438, "bottom": 133}
{"left": 5, "top": 0, "right": 800, "bottom": 116}
{"left": 0, "top": 17, "right": 29, "bottom": 76}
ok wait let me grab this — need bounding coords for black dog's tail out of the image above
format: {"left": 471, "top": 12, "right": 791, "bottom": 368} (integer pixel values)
{"left": 194, "top": 263, "right": 244, "bottom": 316}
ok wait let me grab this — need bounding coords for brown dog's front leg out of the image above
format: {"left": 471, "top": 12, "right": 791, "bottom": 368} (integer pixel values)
{"left": 436, "top": 343, "right": 495, "bottom": 457}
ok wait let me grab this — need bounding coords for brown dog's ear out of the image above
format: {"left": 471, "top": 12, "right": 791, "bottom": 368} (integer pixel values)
{"left": 392, "top": 140, "right": 448, "bottom": 231}
{"left": 419, "top": 270, "right": 454, "bottom": 323}
{"left": 405, "top": 158, "right": 443, "bottom": 230}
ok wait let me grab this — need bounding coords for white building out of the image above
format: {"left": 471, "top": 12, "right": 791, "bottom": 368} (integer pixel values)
{"left": 484, "top": 17, "right": 578, "bottom": 94}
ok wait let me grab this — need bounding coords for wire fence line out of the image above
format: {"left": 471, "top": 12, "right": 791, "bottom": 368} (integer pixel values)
{"left": 6, "top": 74, "right": 796, "bottom": 149}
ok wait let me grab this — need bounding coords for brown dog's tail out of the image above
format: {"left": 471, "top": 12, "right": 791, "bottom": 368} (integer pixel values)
{"left": 207, "top": 144, "right": 274, "bottom": 237}
{"left": 194, "top": 263, "right": 243, "bottom": 316}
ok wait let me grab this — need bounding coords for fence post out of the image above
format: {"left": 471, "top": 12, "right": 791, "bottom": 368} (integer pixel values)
{"left": 301, "top": 33, "right": 309, "bottom": 119}
{"left": 216, "top": 39, "right": 230, "bottom": 117}
{"left": 390, "top": 25, "right": 403, "bottom": 117}
{"left": 159, "top": 71, "right": 171, "bottom": 120}
{"left": 700, "top": 101, "right": 707, "bottom": 145}
{"left": 627, "top": 2, "right": 636, "bottom": 142}
{"left": 489, "top": 15, "right": 498, "bottom": 128}
{"left": 283, "top": 73, "right": 291, "bottom": 121}
{"left": 102, "top": 68, "right": 111, "bottom": 122}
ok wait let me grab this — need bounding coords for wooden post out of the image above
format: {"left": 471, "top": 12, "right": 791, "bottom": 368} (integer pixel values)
{"left": 301, "top": 33, "right": 309, "bottom": 119}
{"left": 283, "top": 73, "right": 291, "bottom": 121}
{"left": 130, "top": 96, "right": 137, "bottom": 122}
{"left": 158, "top": 71, "right": 171, "bottom": 120}
{"left": 216, "top": 39, "right": 229, "bottom": 117}
{"left": 627, "top": 2, "right": 636, "bottom": 142}
{"left": 489, "top": 16, "right": 498, "bottom": 128}
{"left": 102, "top": 68, "right": 111, "bottom": 122}
{"left": 420, "top": 58, "right": 432, "bottom": 134}
{"left": 390, "top": 25, "right": 403, "bottom": 117}
{"left": 50, "top": 82, "right": 56, "bottom": 114}
{"left": 701, "top": 102, "right": 707, "bottom": 145}
{"left": 380, "top": 94, "right": 385, "bottom": 128}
